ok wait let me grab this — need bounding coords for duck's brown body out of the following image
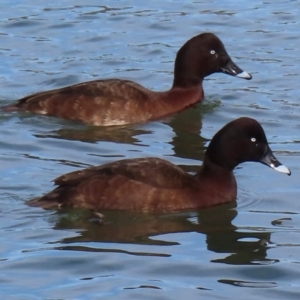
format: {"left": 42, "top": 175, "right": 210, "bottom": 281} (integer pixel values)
{"left": 15, "top": 80, "right": 202, "bottom": 126}
{"left": 29, "top": 157, "right": 236, "bottom": 212}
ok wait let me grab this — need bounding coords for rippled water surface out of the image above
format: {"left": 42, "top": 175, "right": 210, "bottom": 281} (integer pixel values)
{"left": 0, "top": 1, "right": 300, "bottom": 299}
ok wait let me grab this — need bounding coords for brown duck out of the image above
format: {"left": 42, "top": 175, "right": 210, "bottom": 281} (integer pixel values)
{"left": 3, "top": 33, "right": 251, "bottom": 126}
{"left": 28, "top": 117, "right": 290, "bottom": 212}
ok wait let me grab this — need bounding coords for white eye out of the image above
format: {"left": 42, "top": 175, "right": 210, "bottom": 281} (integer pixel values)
{"left": 210, "top": 50, "right": 215, "bottom": 55}
{"left": 251, "top": 137, "right": 256, "bottom": 143}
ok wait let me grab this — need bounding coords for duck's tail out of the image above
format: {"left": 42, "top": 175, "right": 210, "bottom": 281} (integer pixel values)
{"left": 26, "top": 197, "right": 61, "bottom": 209}
{"left": 1, "top": 104, "right": 19, "bottom": 112}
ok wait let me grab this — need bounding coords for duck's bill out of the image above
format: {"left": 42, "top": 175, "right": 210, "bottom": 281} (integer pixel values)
{"left": 260, "top": 146, "right": 291, "bottom": 175}
{"left": 221, "top": 58, "right": 252, "bottom": 80}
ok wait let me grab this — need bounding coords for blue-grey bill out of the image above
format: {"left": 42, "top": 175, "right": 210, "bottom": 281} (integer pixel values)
{"left": 271, "top": 164, "right": 291, "bottom": 175}
{"left": 260, "top": 146, "right": 291, "bottom": 175}
{"left": 236, "top": 71, "right": 252, "bottom": 79}
{"left": 220, "top": 58, "right": 252, "bottom": 80}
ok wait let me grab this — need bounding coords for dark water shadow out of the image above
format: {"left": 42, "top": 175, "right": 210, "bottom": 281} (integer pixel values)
{"left": 29, "top": 101, "right": 216, "bottom": 153}
{"left": 163, "top": 102, "right": 210, "bottom": 161}
{"left": 35, "top": 124, "right": 151, "bottom": 145}
{"left": 45, "top": 201, "right": 272, "bottom": 265}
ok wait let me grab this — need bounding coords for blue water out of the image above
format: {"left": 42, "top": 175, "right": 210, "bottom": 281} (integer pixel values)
{"left": 0, "top": 1, "right": 300, "bottom": 299}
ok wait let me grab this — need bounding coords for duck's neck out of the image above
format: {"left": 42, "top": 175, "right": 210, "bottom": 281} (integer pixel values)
{"left": 150, "top": 85, "right": 203, "bottom": 119}
{"left": 197, "top": 157, "right": 235, "bottom": 179}
{"left": 194, "top": 158, "right": 237, "bottom": 206}
{"left": 172, "top": 43, "right": 206, "bottom": 89}
{"left": 172, "top": 76, "right": 203, "bottom": 89}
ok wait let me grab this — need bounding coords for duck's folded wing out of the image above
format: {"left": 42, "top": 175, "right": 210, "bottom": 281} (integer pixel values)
{"left": 54, "top": 157, "right": 192, "bottom": 189}
{"left": 17, "top": 79, "right": 149, "bottom": 106}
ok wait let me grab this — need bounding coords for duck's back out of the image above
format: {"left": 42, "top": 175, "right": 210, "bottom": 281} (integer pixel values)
{"left": 28, "top": 158, "right": 201, "bottom": 211}
{"left": 15, "top": 79, "right": 154, "bottom": 125}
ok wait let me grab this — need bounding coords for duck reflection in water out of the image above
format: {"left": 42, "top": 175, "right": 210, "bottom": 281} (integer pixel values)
{"left": 50, "top": 202, "right": 274, "bottom": 266}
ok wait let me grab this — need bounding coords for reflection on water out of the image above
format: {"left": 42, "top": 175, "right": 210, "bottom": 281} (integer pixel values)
{"left": 31, "top": 100, "right": 217, "bottom": 160}
{"left": 35, "top": 125, "right": 152, "bottom": 145}
{"left": 44, "top": 201, "right": 272, "bottom": 266}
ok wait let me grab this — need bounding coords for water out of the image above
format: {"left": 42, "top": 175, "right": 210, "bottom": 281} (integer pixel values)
{"left": 0, "top": 1, "right": 300, "bottom": 299}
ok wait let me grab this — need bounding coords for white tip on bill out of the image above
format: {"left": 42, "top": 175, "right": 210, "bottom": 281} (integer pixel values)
{"left": 272, "top": 164, "right": 291, "bottom": 175}
{"left": 236, "top": 71, "right": 252, "bottom": 79}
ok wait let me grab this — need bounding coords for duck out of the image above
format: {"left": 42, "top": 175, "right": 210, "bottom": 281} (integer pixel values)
{"left": 2, "top": 33, "right": 251, "bottom": 126}
{"left": 27, "top": 117, "right": 290, "bottom": 212}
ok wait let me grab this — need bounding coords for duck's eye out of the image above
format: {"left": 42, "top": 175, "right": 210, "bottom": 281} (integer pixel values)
{"left": 251, "top": 137, "right": 256, "bottom": 143}
{"left": 210, "top": 50, "right": 216, "bottom": 55}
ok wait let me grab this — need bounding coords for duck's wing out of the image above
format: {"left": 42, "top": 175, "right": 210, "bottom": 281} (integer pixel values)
{"left": 17, "top": 79, "right": 149, "bottom": 106}
{"left": 55, "top": 157, "right": 192, "bottom": 189}
{"left": 5, "top": 79, "right": 152, "bottom": 125}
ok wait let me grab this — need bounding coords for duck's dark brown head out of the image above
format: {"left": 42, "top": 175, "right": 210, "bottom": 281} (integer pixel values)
{"left": 205, "top": 117, "right": 291, "bottom": 175}
{"left": 173, "top": 32, "right": 252, "bottom": 88}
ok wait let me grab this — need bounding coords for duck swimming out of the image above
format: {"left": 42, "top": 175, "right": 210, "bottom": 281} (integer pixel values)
{"left": 3, "top": 33, "right": 251, "bottom": 126}
{"left": 27, "top": 117, "right": 290, "bottom": 212}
